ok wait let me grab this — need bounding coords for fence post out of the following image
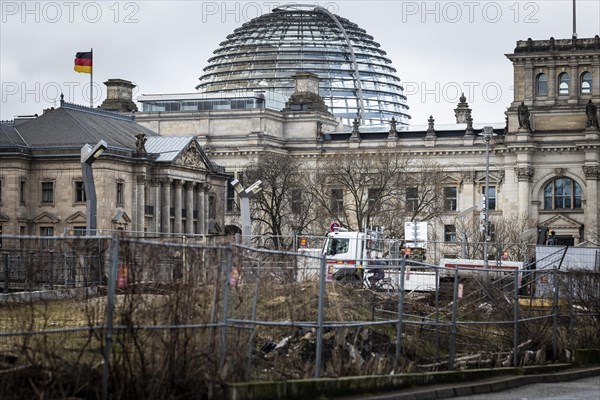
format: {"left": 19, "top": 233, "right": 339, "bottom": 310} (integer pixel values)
{"left": 393, "top": 257, "right": 406, "bottom": 372}
{"left": 315, "top": 254, "right": 326, "bottom": 378}
{"left": 552, "top": 266, "right": 559, "bottom": 361}
{"left": 245, "top": 260, "right": 262, "bottom": 380}
{"left": 434, "top": 267, "right": 440, "bottom": 363}
{"left": 513, "top": 268, "right": 520, "bottom": 367}
{"left": 448, "top": 267, "right": 459, "bottom": 370}
{"left": 3, "top": 253, "right": 9, "bottom": 292}
{"left": 219, "top": 245, "right": 233, "bottom": 373}
{"left": 102, "top": 236, "right": 119, "bottom": 400}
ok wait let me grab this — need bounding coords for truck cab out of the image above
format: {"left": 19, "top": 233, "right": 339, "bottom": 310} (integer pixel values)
{"left": 323, "top": 228, "right": 384, "bottom": 281}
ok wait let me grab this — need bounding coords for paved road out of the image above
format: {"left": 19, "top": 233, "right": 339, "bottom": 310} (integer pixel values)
{"left": 452, "top": 375, "right": 600, "bottom": 400}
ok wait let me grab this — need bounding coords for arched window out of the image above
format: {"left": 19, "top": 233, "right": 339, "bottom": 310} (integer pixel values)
{"left": 544, "top": 177, "right": 582, "bottom": 210}
{"left": 536, "top": 73, "right": 548, "bottom": 96}
{"left": 581, "top": 71, "right": 592, "bottom": 94}
{"left": 558, "top": 72, "right": 570, "bottom": 95}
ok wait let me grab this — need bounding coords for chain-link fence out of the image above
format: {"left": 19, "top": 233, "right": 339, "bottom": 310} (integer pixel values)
{"left": 0, "top": 235, "right": 598, "bottom": 399}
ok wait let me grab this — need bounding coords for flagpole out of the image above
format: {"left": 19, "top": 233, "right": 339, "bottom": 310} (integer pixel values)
{"left": 572, "top": 0, "right": 577, "bottom": 38}
{"left": 90, "top": 48, "right": 93, "bottom": 107}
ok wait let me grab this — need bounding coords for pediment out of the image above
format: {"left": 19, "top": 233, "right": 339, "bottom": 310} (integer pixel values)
{"left": 32, "top": 211, "right": 60, "bottom": 224}
{"left": 541, "top": 214, "right": 582, "bottom": 230}
{"left": 173, "top": 140, "right": 212, "bottom": 170}
{"left": 112, "top": 210, "right": 132, "bottom": 224}
{"left": 0, "top": 212, "right": 9, "bottom": 222}
{"left": 66, "top": 211, "right": 86, "bottom": 224}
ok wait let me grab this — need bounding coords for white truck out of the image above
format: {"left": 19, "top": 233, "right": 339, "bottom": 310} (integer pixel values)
{"left": 323, "top": 227, "right": 384, "bottom": 282}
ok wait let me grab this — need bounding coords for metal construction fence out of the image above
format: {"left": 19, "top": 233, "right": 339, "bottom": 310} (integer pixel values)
{"left": 0, "top": 235, "right": 598, "bottom": 400}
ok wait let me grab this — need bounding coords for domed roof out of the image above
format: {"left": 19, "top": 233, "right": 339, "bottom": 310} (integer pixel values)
{"left": 196, "top": 5, "right": 410, "bottom": 126}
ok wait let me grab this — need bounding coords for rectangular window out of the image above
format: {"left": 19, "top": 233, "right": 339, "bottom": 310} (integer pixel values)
{"left": 75, "top": 181, "right": 86, "bottom": 202}
{"left": 73, "top": 226, "right": 86, "bottom": 236}
{"left": 116, "top": 181, "right": 124, "bottom": 206}
{"left": 19, "top": 226, "right": 26, "bottom": 249}
{"left": 368, "top": 188, "right": 381, "bottom": 210}
{"left": 482, "top": 186, "right": 496, "bottom": 210}
{"left": 291, "top": 189, "right": 302, "bottom": 214}
{"left": 20, "top": 180, "right": 26, "bottom": 205}
{"left": 0, "top": 178, "right": 3, "bottom": 203}
{"left": 444, "top": 187, "right": 457, "bottom": 211}
{"left": 41, "top": 181, "right": 54, "bottom": 203}
{"left": 406, "top": 187, "right": 418, "bottom": 212}
{"left": 444, "top": 225, "right": 457, "bottom": 242}
{"left": 40, "top": 226, "right": 54, "bottom": 249}
{"left": 330, "top": 188, "right": 344, "bottom": 213}
{"left": 209, "top": 195, "right": 216, "bottom": 218}
{"left": 226, "top": 179, "right": 236, "bottom": 212}
{"left": 0, "top": 225, "right": 2, "bottom": 248}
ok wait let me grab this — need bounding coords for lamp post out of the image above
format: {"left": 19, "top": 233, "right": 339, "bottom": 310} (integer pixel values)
{"left": 482, "top": 126, "right": 494, "bottom": 272}
{"left": 230, "top": 178, "right": 262, "bottom": 245}
{"left": 81, "top": 140, "right": 107, "bottom": 236}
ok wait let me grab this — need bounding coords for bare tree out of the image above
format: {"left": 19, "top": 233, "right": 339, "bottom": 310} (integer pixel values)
{"left": 403, "top": 160, "right": 448, "bottom": 222}
{"left": 243, "top": 153, "right": 317, "bottom": 249}
{"left": 454, "top": 214, "right": 537, "bottom": 262}
{"left": 308, "top": 151, "right": 411, "bottom": 232}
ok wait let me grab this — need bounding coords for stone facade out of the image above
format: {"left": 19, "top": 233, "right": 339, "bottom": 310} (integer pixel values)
{"left": 135, "top": 36, "right": 600, "bottom": 249}
{"left": 0, "top": 98, "right": 228, "bottom": 238}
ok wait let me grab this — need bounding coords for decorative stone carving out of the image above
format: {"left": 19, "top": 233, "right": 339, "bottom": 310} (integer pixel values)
{"left": 465, "top": 114, "right": 474, "bottom": 136}
{"left": 175, "top": 143, "right": 205, "bottom": 168}
{"left": 517, "top": 101, "right": 531, "bottom": 132}
{"left": 388, "top": 117, "right": 398, "bottom": 138}
{"left": 585, "top": 100, "right": 599, "bottom": 130}
{"left": 316, "top": 121, "right": 323, "bottom": 141}
{"left": 554, "top": 168, "right": 566, "bottom": 177}
{"left": 582, "top": 165, "right": 600, "bottom": 180}
{"left": 135, "top": 132, "right": 147, "bottom": 152}
{"left": 514, "top": 166, "right": 535, "bottom": 182}
{"left": 426, "top": 115, "right": 436, "bottom": 138}
{"left": 136, "top": 175, "right": 147, "bottom": 185}
{"left": 351, "top": 118, "right": 360, "bottom": 138}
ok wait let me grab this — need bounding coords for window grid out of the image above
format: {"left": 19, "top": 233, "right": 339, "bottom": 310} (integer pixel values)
{"left": 444, "top": 225, "right": 457, "bottom": 242}
{"left": 444, "top": 187, "right": 457, "bottom": 211}
{"left": 406, "top": 187, "right": 418, "bottom": 212}
{"left": 482, "top": 186, "right": 496, "bottom": 211}
{"left": 75, "top": 181, "right": 86, "bottom": 203}
{"left": 536, "top": 73, "right": 548, "bottom": 96}
{"left": 116, "top": 181, "right": 124, "bottom": 206}
{"left": 544, "top": 178, "right": 582, "bottom": 210}
{"left": 330, "top": 188, "right": 344, "bottom": 213}
{"left": 41, "top": 181, "right": 54, "bottom": 203}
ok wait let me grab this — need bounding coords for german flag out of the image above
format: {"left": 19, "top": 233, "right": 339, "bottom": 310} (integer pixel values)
{"left": 74, "top": 51, "right": 92, "bottom": 74}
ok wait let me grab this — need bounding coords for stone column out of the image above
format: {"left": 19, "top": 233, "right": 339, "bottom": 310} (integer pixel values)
{"left": 515, "top": 166, "right": 534, "bottom": 217}
{"left": 547, "top": 63, "right": 556, "bottom": 103}
{"left": 583, "top": 166, "right": 600, "bottom": 239}
{"left": 173, "top": 180, "right": 183, "bottom": 234}
{"left": 161, "top": 178, "right": 171, "bottom": 234}
{"left": 570, "top": 61, "right": 579, "bottom": 103}
{"left": 195, "top": 184, "right": 205, "bottom": 234}
{"left": 136, "top": 175, "right": 146, "bottom": 235}
{"left": 185, "top": 181, "right": 195, "bottom": 235}
{"left": 204, "top": 184, "right": 212, "bottom": 233}
{"left": 460, "top": 171, "right": 476, "bottom": 210}
{"left": 592, "top": 58, "right": 600, "bottom": 96}
{"left": 150, "top": 179, "right": 161, "bottom": 235}
{"left": 524, "top": 62, "right": 533, "bottom": 103}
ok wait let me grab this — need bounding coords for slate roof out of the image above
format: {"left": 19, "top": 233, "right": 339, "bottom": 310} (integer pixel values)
{"left": 5, "top": 102, "right": 158, "bottom": 151}
{"left": 145, "top": 136, "right": 194, "bottom": 162}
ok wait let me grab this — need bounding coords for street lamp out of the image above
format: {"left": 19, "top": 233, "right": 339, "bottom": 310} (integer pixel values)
{"left": 81, "top": 140, "right": 107, "bottom": 236}
{"left": 481, "top": 126, "right": 494, "bottom": 272}
{"left": 231, "top": 178, "right": 262, "bottom": 245}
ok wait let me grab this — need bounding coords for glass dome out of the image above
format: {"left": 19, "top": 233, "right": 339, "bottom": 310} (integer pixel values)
{"left": 196, "top": 5, "right": 410, "bottom": 126}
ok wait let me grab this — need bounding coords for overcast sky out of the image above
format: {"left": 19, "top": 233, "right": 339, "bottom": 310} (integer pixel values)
{"left": 1, "top": 0, "right": 599, "bottom": 125}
